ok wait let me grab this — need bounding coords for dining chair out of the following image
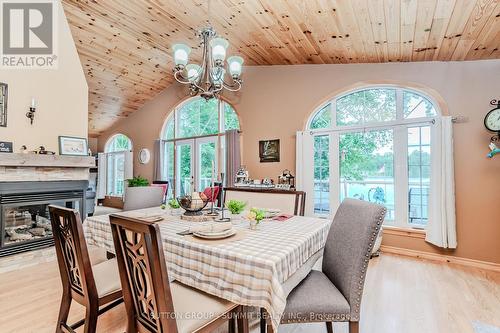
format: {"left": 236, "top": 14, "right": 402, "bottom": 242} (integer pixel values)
{"left": 275, "top": 198, "right": 386, "bottom": 333}
{"left": 109, "top": 213, "right": 249, "bottom": 333}
{"left": 48, "top": 205, "right": 123, "bottom": 333}
{"left": 203, "top": 186, "right": 220, "bottom": 203}
{"left": 123, "top": 185, "right": 164, "bottom": 211}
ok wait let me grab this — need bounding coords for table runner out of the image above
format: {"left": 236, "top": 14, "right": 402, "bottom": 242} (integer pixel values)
{"left": 84, "top": 207, "right": 331, "bottom": 330}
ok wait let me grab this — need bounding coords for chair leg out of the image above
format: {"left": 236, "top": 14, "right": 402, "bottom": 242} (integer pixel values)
{"left": 83, "top": 303, "right": 99, "bottom": 333}
{"left": 236, "top": 306, "right": 249, "bottom": 333}
{"left": 228, "top": 316, "right": 236, "bottom": 333}
{"left": 260, "top": 308, "right": 266, "bottom": 333}
{"left": 349, "top": 321, "right": 359, "bottom": 333}
{"left": 56, "top": 293, "right": 72, "bottom": 333}
{"left": 326, "top": 321, "right": 333, "bottom": 333}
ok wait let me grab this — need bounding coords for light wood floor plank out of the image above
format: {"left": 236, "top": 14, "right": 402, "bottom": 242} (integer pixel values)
{"left": 0, "top": 250, "right": 499, "bottom": 333}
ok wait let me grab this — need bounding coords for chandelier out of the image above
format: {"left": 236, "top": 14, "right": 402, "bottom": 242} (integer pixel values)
{"left": 171, "top": 27, "right": 244, "bottom": 100}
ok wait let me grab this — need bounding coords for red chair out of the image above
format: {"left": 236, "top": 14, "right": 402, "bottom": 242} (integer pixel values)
{"left": 203, "top": 186, "right": 220, "bottom": 203}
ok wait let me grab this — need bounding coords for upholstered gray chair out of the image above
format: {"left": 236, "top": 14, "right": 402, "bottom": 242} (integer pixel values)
{"left": 280, "top": 198, "right": 386, "bottom": 333}
{"left": 123, "top": 186, "right": 164, "bottom": 211}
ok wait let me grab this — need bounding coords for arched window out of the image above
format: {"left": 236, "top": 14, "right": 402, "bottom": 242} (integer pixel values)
{"left": 104, "top": 134, "right": 132, "bottom": 196}
{"left": 160, "top": 97, "right": 240, "bottom": 197}
{"left": 307, "top": 86, "right": 439, "bottom": 229}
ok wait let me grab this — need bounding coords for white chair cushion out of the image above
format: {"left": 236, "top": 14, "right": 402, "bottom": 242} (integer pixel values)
{"left": 92, "top": 258, "right": 121, "bottom": 298}
{"left": 88, "top": 246, "right": 108, "bottom": 266}
{"left": 171, "top": 281, "right": 237, "bottom": 333}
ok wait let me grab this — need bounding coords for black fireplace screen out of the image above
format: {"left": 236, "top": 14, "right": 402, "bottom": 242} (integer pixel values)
{"left": 3, "top": 199, "right": 80, "bottom": 246}
{"left": 0, "top": 184, "right": 86, "bottom": 256}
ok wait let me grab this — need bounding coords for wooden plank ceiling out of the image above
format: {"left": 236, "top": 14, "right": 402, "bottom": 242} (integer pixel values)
{"left": 62, "top": 0, "right": 500, "bottom": 136}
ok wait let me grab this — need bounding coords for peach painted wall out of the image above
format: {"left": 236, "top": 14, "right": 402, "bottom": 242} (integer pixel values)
{"left": 98, "top": 60, "right": 500, "bottom": 264}
{"left": 0, "top": 2, "right": 88, "bottom": 152}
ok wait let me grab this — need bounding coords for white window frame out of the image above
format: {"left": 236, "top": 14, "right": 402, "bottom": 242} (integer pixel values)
{"left": 307, "top": 85, "right": 440, "bottom": 230}
{"left": 104, "top": 134, "right": 132, "bottom": 197}
{"left": 160, "top": 97, "right": 239, "bottom": 197}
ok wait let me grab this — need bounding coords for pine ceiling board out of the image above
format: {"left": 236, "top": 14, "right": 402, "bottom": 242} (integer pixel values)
{"left": 413, "top": 0, "right": 438, "bottom": 61}
{"left": 451, "top": 0, "right": 499, "bottom": 59}
{"left": 61, "top": 0, "right": 500, "bottom": 136}
{"left": 351, "top": 0, "right": 380, "bottom": 62}
{"left": 368, "top": 0, "right": 390, "bottom": 62}
{"left": 400, "top": 0, "right": 418, "bottom": 61}
{"left": 436, "top": 0, "right": 477, "bottom": 59}
{"left": 330, "top": 0, "right": 368, "bottom": 63}
{"left": 424, "top": 0, "right": 456, "bottom": 60}
{"left": 384, "top": 0, "right": 402, "bottom": 61}
{"left": 465, "top": 2, "right": 500, "bottom": 59}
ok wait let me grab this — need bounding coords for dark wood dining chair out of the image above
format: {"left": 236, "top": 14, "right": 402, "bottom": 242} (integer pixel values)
{"left": 109, "top": 213, "right": 249, "bottom": 333}
{"left": 48, "top": 205, "right": 123, "bottom": 333}
{"left": 271, "top": 199, "right": 387, "bottom": 333}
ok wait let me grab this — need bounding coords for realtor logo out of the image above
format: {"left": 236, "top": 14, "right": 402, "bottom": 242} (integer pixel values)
{"left": 0, "top": 0, "right": 58, "bottom": 68}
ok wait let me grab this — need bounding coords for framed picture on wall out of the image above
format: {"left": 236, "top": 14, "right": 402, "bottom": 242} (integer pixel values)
{"left": 59, "top": 136, "right": 88, "bottom": 156}
{"left": 0, "top": 83, "right": 7, "bottom": 127}
{"left": 259, "top": 139, "right": 280, "bottom": 163}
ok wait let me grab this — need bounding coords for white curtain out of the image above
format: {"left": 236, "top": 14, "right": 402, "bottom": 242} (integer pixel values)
{"left": 124, "top": 151, "right": 134, "bottom": 181}
{"left": 426, "top": 116, "right": 457, "bottom": 248}
{"left": 153, "top": 140, "right": 165, "bottom": 181}
{"left": 97, "top": 153, "right": 107, "bottom": 199}
{"left": 295, "top": 131, "right": 314, "bottom": 216}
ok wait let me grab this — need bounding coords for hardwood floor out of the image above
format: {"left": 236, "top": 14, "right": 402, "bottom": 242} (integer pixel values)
{"left": 0, "top": 250, "right": 498, "bottom": 333}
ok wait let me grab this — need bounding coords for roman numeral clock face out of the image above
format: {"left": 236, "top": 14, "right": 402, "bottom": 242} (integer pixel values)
{"left": 485, "top": 108, "right": 500, "bottom": 132}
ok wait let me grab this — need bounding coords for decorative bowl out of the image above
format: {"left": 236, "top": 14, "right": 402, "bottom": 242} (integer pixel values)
{"left": 177, "top": 193, "right": 209, "bottom": 216}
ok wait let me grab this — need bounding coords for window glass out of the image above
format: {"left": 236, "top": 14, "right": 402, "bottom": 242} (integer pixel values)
{"left": 339, "top": 130, "right": 395, "bottom": 221}
{"left": 177, "top": 98, "right": 219, "bottom": 138}
{"left": 310, "top": 104, "right": 331, "bottom": 129}
{"left": 408, "top": 126, "right": 431, "bottom": 226}
{"left": 404, "top": 91, "right": 437, "bottom": 119}
{"left": 105, "top": 134, "right": 131, "bottom": 153}
{"left": 164, "top": 118, "right": 174, "bottom": 140}
{"left": 336, "top": 88, "right": 396, "bottom": 126}
{"left": 314, "top": 135, "right": 330, "bottom": 214}
{"left": 224, "top": 103, "right": 240, "bottom": 131}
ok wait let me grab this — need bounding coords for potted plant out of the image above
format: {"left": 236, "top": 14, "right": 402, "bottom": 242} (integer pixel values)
{"left": 126, "top": 176, "right": 149, "bottom": 187}
{"left": 225, "top": 200, "right": 246, "bottom": 220}
{"left": 247, "top": 207, "right": 265, "bottom": 230}
{"left": 167, "top": 198, "right": 182, "bottom": 215}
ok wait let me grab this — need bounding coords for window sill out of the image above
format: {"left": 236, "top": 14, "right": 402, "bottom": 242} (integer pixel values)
{"left": 382, "top": 226, "right": 426, "bottom": 239}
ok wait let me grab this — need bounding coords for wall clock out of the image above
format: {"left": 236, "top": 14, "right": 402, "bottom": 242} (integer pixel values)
{"left": 138, "top": 148, "right": 151, "bottom": 164}
{"left": 484, "top": 99, "right": 500, "bottom": 133}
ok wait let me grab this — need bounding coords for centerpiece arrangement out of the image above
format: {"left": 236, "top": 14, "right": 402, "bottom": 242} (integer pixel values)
{"left": 177, "top": 191, "right": 209, "bottom": 216}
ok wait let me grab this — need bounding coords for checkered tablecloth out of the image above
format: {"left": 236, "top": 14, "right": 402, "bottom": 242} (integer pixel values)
{"left": 84, "top": 207, "right": 331, "bottom": 330}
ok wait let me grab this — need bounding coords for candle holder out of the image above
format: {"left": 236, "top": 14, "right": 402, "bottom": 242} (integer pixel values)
{"left": 26, "top": 106, "right": 35, "bottom": 125}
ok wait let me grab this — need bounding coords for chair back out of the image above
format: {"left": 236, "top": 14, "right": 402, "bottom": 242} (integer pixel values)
{"left": 224, "top": 188, "right": 306, "bottom": 216}
{"left": 49, "top": 205, "right": 98, "bottom": 301}
{"left": 109, "top": 214, "right": 178, "bottom": 333}
{"left": 203, "top": 186, "right": 220, "bottom": 203}
{"left": 322, "top": 199, "right": 386, "bottom": 321}
{"left": 123, "top": 186, "right": 164, "bottom": 211}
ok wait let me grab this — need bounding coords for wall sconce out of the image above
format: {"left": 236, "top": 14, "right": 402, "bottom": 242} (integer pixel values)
{"left": 26, "top": 98, "right": 36, "bottom": 125}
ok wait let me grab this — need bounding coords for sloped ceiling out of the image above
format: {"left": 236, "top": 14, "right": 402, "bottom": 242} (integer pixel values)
{"left": 61, "top": 0, "right": 500, "bottom": 136}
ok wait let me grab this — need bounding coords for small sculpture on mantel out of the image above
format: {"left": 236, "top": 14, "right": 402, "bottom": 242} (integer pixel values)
{"left": 19, "top": 145, "right": 28, "bottom": 154}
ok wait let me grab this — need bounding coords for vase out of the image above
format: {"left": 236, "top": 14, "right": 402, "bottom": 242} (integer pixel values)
{"left": 230, "top": 213, "right": 242, "bottom": 221}
{"left": 249, "top": 220, "right": 258, "bottom": 230}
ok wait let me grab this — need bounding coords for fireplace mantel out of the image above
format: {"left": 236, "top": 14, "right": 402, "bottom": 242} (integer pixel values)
{"left": 0, "top": 154, "right": 95, "bottom": 182}
{"left": 0, "top": 153, "right": 95, "bottom": 168}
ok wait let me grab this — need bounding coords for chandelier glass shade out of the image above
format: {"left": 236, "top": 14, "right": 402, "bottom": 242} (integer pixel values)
{"left": 172, "top": 27, "right": 243, "bottom": 100}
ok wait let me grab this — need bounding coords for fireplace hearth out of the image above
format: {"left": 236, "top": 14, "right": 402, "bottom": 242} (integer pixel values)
{"left": 0, "top": 181, "right": 87, "bottom": 257}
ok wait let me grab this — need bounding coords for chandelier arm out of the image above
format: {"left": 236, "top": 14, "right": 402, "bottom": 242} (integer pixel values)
{"left": 173, "top": 70, "right": 192, "bottom": 85}
{"left": 222, "top": 79, "right": 242, "bottom": 92}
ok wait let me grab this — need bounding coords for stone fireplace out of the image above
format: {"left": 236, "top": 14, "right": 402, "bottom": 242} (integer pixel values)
{"left": 0, "top": 154, "right": 94, "bottom": 257}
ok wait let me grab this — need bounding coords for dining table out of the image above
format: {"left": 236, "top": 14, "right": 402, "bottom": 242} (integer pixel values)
{"left": 84, "top": 207, "right": 331, "bottom": 331}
